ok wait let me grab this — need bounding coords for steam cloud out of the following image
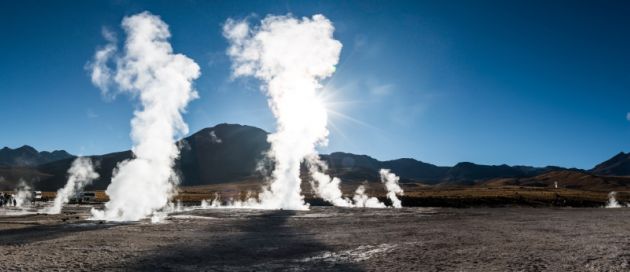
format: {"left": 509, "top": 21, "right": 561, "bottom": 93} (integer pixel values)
{"left": 90, "top": 29, "right": 117, "bottom": 95}
{"left": 308, "top": 157, "right": 353, "bottom": 207}
{"left": 606, "top": 191, "right": 622, "bottom": 208}
{"left": 89, "top": 11, "right": 200, "bottom": 221}
{"left": 224, "top": 14, "right": 342, "bottom": 210}
{"left": 380, "top": 169, "right": 403, "bottom": 208}
{"left": 352, "top": 185, "right": 386, "bottom": 208}
{"left": 14, "top": 180, "right": 32, "bottom": 208}
{"left": 309, "top": 164, "right": 404, "bottom": 208}
{"left": 42, "top": 157, "right": 99, "bottom": 214}
{"left": 224, "top": 14, "right": 404, "bottom": 210}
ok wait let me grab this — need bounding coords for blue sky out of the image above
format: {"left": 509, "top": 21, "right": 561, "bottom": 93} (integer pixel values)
{"left": 1, "top": 0, "right": 629, "bottom": 169}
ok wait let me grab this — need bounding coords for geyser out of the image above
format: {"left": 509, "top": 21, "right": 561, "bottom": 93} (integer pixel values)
{"left": 606, "top": 191, "right": 622, "bottom": 208}
{"left": 14, "top": 180, "right": 32, "bottom": 208}
{"left": 42, "top": 157, "right": 99, "bottom": 214}
{"left": 307, "top": 157, "right": 353, "bottom": 207}
{"left": 224, "top": 14, "right": 342, "bottom": 210}
{"left": 224, "top": 14, "right": 404, "bottom": 210}
{"left": 88, "top": 11, "right": 200, "bottom": 221}
{"left": 380, "top": 169, "right": 404, "bottom": 208}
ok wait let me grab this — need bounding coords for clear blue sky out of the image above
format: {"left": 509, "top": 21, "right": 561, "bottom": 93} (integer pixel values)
{"left": 1, "top": 0, "right": 629, "bottom": 169}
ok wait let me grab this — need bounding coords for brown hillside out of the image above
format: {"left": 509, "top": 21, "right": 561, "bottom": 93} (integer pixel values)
{"left": 481, "top": 170, "right": 630, "bottom": 191}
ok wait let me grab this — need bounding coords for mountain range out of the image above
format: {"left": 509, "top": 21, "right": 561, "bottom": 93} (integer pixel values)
{"left": 0, "top": 145, "right": 72, "bottom": 167}
{"left": 0, "top": 123, "right": 629, "bottom": 191}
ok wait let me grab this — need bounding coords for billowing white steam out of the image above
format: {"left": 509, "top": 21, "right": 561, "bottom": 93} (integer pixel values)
{"left": 14, "top": 180, "right": 32, "bottom": 208}
{"left": 606, "top": 191, "right": 622, "bottom": 208}
{"left": 308, "top": 166, "right": 404, "bottom": 208}
{"left": 42, "top": 157, "right": 99, "bottom": 214}
{"left": 90, "top": 29, "right": 117, "bottom": 95}
{"left": 307, "top": 156, "right": 353, "bottom": 207}
{"left": 379, "top": 169, "right": 404, "bottom": 208}
{"left": 224, "top": 14, "right": 342, "bottom": 210}
{"left": 352, "top": 185, "right": 386, "bottom": 208}
{"left": 223, "top": 14, "right": 405, "bottom": 210}
{"left": 89, "top": 11, "right": 200, "bottom": 221}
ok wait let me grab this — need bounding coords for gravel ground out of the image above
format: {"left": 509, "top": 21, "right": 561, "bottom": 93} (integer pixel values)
{"left": 1, "top": 205, "right": 630, "bottom": 271}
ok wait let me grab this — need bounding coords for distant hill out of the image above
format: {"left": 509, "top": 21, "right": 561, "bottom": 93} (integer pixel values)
{"left": 177, "top": 124, "right": 269, "bottom": 186}
{"left": 320, "top": 153, "right": 450, "bottom": 184}
{"left": 442, "top": 162, "right": 574, "bottom": 185}
{"left": 590, "top": 152, "right": 630, "bottom": 176}
{"left": 481, "top": 170, "right": 630, "bottom": 192}
{"left": 0, "top": 145, "right": 73, "bottom": 167}
{"left": 0, "top": 123, "right": 628, "bottom": 191}
{"left": 22, "top": 124, "right": 269, "bottom": 191}
{"left": 320, "top": 153, "right": 571, "bottom": 185}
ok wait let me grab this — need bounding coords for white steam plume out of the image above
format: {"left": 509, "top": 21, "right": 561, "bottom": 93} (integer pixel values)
{"left": 88, "top": 11, "right": 200, "bottom": 221}
{"left": 307, "top": 155, "right": 353, "bottom": 207}
{"left": 89, "top": 28, "right": 117, "bottom": 95}
{"left": 14, "top": 180, "right": 32, "bottom": 208}
{"left": 309, "top": 162, "right": 404, "bottom": 208}
{"left": 352, "top": 185, "right": 386, "bottom": 208}
{"left": 224, "top": 14, "right": 342, "bottom": 210}
{"left": 379, "top": 169, "right": 404, "bottom": 208}
{"left": 42, "top": 157, "right": 99, "bottom": 214}
{"left": 606, "top": 191, "right": 622, "bottom": 208}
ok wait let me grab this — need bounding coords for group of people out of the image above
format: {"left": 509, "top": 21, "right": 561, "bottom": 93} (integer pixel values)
{"left": 0, "top": 193, "right": 17, "bottom": 207}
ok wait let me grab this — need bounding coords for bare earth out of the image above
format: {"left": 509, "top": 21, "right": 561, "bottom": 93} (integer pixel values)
{"left": 1, "top": 206, "right": 629, "bottom": 271}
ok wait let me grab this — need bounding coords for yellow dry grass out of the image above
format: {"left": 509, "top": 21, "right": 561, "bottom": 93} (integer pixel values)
{"left": 18, "top": 183, "right": 628, "bottom": 206}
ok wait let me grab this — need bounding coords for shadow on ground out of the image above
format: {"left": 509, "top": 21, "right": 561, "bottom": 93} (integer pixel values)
{"left": 130, "top": 210, "right": 362, "bottom": 271}
{"left": 0, "top": 220, "right": 116, "bottom": 246}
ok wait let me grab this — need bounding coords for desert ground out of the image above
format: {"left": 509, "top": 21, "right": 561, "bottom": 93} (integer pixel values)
{"left": 1, "top": 204, "right": 630, "bottom": 271}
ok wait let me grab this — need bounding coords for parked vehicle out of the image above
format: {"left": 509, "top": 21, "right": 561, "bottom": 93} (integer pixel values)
{"left": 79, "top": 192, "right": 97, "bottom": 203}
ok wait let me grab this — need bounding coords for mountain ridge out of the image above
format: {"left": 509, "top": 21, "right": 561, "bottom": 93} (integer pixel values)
{"left": 0, "top": 123, "right": 627, "bottom": 191}
{"left": 591, "top": 152, "right": 630, "bottom": 176}
{"left": 0, "top": 145, "right": 74, "bottom": 167}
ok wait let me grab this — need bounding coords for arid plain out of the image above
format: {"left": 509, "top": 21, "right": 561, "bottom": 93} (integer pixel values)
{"left": 2, "top": 204, "right": 630, "bottom": 271}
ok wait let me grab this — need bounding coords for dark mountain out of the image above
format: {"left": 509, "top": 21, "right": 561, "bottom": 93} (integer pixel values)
{"left": 1, "top": 123, "right": 627, "bottom": 191}
{"left": 0, "top": 145, "right": 73, "bottom": 167}
{"left": 318, "top": 153, "right": 569, "bottom": 185}
{"left": 320, "top": 152, "right": 449, "bottom": 184}
{"left": 177, "top": 124, "right": 269, "bottom": 186}
{"left": 445, "top": 162, "right": 522, "bottom": 185}
{"left": 440, "top": 162, "right": 572, "bottom": 185}
{"left": 35, "top": 150, "right": 133, "bottom": 191}
{"left": 590, "top": 152, "right": 630, "bottom": 176}
{"left": 0, "top": 166, "right": 51, "bottom": 190}
{"left": 382, "top": 158, "right": 450, "bottom": 181}
{"left": 29, "top": 124, "right": 269, "bottom": 191}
